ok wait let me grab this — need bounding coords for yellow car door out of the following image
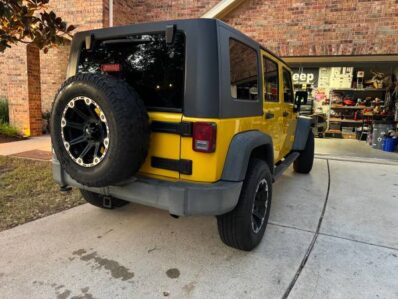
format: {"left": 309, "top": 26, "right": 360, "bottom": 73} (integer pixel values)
{"left": 280, "top": 67, "right": 297, "bottom": 157}
{"left": 261, "top": 51, "right": 284, "bottom": 163}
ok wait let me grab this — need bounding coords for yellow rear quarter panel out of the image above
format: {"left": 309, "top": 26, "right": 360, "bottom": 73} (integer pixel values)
{"left": 180, "top": 116, "right": 265, "bottom": 183}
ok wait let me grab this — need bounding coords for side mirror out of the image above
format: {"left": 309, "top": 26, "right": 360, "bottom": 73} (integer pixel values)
{"left": 294, "top": 91, "right": 308, "bottom": 112}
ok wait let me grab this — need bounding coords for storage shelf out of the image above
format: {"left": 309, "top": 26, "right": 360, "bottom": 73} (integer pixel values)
{"left": 330, "top": 88, "right": 386, "bottom": 92}
{"left": 326, "top": 129, "right": 342, "bottom": 134}
{"left": 331, "top": 105, "right": 367, "bottom": 110}
{"left": 329, "top": 118, "right": 362, "bottom": 123}
{"left": 326, "top": 88, "right": 386, "bottom": 138}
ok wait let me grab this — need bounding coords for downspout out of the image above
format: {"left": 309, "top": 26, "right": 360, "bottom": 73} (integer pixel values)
{"left": 109, "top": 0, "right": 113, "bottom": 27}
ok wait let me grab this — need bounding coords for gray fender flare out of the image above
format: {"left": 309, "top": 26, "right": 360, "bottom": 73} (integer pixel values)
{"left": 292, "top": 116, "right": 313, "bottom": 151}
{"left": 221, "top": 131, "right": 273, "bottom": 182}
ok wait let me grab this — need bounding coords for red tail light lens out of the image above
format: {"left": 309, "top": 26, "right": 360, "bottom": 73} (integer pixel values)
{"left": 101, "top": 63, "right": 121, "bottom": 72}
{"left": 192, "top": 122, "right": 217, "bottom": 153}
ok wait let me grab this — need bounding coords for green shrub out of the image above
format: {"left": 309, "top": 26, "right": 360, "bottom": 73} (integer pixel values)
{"left": 0, "top": 98, "right": 9, "bottom": 124}
{"left": 0, "top": 122, "right": 21, "bottom": 137}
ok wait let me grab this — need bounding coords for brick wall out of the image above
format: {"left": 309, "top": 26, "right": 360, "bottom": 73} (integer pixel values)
{"left": 225, "top": 0, "right": 398, "bottom": 56}
{"left": 112, "top": 0, "right": 398, "bottom": 56}
{"left": 112, "top": 0, "right": 219, "bottom": 26}
{"left": 0, "top": 44, "right": 42, "bottom": 136}
{"left": 40, "top": 44, "right": 71, "bottom": 113}
{"left": 3, "top": 44, "right": 31, "bottom": 136}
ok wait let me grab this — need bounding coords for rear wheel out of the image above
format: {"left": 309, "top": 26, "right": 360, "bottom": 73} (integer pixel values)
{"left": 80, "top": 189, "right": 129, "bottom": 209}
{"left": 217, "top": 159, "right": 272, "bottom": 251}
{"left": 294, "top": 130, "right": 314, "bottom": 174}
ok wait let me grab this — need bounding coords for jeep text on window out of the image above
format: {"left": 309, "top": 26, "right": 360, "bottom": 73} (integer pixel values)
{"left": 229, "top": 39, "right": 258, "bottom": 101}
{"left": 78, "top": 32, "right": 185, "bottom": 111}
{"left": 263, "top": 57, "right": 279, "bottom": 102}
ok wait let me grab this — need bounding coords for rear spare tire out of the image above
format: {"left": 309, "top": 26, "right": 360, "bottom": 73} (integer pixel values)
{"left": 51, "top": 73, "right": 150, "bottom": 187}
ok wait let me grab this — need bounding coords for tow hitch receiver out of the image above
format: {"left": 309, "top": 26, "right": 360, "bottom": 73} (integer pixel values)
{"left": 103, "top": 196, "right": 112, "bottom": 209}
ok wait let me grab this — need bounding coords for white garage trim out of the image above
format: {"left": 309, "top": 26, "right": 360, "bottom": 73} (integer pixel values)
{"left": 201, "top": 0, "right": 247, "bottom": 19}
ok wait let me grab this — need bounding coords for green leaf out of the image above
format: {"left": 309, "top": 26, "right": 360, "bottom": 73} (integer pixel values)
{"left": 0, "top": 0, "right": 75, "bottom": 53}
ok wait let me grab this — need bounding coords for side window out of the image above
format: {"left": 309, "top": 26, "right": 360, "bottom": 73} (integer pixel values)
{"left": 283, "top": 68, "right": 294, "bottom": 103}
{"left": 263, "top": 57, "right": 279, "bottom": 102}
{"left": 229, "top": 39, "right": 258, "bottom": 101}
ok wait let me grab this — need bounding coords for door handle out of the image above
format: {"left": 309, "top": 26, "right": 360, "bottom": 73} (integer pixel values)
{"left": 283, "top": 111, "right": 289, "bottom": 117}
{"left": 265, "top": 112, "right": 274, "bottom": 119}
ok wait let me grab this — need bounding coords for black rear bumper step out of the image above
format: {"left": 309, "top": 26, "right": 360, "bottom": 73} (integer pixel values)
{"left": 151, "top": 156, "right": 192, "bottom": 175}
{"left": 151, "top": 121, "right": 192, "bottom": 137}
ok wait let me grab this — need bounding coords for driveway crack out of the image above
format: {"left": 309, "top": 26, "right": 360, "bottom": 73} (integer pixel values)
{"left": 281, "top": 159, "right": 331, "bottom": 299}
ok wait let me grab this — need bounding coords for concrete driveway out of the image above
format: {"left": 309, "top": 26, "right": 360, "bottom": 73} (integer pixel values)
{"left": 0, "top": 158, "right": 397, "bottom": 299}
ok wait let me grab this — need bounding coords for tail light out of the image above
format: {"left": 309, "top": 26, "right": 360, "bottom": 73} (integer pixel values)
{"left": 101, "top": 63, "right": 121, "bottom": 72}
{"left": 192, "top": 122, "right": 217, "bottom": 153}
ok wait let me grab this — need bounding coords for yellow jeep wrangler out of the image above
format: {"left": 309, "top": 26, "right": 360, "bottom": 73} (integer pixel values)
{"left": 51, "top": 19, "right": 314, "bottom": 251}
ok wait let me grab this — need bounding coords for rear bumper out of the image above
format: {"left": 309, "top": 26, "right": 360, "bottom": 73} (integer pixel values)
{"left": 53, "top": 159, "right": 242, "bottom": 216}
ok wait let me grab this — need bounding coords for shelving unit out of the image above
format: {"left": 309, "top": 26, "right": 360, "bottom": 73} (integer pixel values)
{"left": 329, "top": 118, "right": 362, "bottom": 123}
{"left": 331, "top": 105, "right": 366, "bottom": 110}
{"left": 326, "top": 88, "right": 386, "bottom": 138}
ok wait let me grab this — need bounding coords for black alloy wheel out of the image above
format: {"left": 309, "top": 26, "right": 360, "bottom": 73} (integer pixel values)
{"left": 251, "top": 178, "right": 270, "bottom": 234}
{"left": 61, "top": 96, "right": 109, "bottom": 168}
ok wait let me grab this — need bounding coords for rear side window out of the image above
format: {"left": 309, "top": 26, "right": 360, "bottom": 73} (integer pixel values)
{"left": 263, "top": 57, "right": 279, "bottom": 102}
{"left": 283, "top": 68, "right": 294, "bottom": 103}
{"left": 78, "top": 32, "right": 185, "bottom": 111}
{"left": 229, "top": 39, "right": 258, "bottom": 101}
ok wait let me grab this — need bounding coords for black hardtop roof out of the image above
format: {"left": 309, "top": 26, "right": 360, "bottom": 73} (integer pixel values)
{"left": 76, "top": 18, "right": 288, "bottom": 66}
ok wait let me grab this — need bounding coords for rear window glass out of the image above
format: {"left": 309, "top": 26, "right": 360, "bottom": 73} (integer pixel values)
{"left": 263, "top": 57, "right": 279, "bottom": 102}
{"left": 78, "top": 32, "right": 185, "bottom": 111}
{"left": 229, "top": 38, "right": 258, "bottom": 101}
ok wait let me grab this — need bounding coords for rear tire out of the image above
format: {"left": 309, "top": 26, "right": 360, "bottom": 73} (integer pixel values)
{"left": 217, "top": 159, "right": 272, "bottom": 251}
{"left": 294, "top": 131, "right": 314, "bottom": 173}
{"left": 80, "top": 189, "right": 129, "bottom": 209}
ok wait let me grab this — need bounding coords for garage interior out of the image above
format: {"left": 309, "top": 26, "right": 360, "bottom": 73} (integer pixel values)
{"left": 285, "top": 55, "right": 398, "bottom": 158}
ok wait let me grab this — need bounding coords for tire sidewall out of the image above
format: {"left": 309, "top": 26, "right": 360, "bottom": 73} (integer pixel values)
{"left": 237, "top": 160, "right": 273, "bottom": 249}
